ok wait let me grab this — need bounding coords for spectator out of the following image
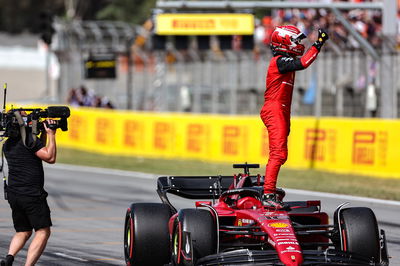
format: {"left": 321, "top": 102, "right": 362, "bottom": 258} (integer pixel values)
{"left": 66, "top": 87, "right": 115, "bottom": 109}
{"left": 259, "top": 2, "right": 390, "bottom": 50}
{"left": 79, "top": 86, "right": 95, "bottom": 107}
{"left": 66, "top": 88, "right": 82, "bottom": 107}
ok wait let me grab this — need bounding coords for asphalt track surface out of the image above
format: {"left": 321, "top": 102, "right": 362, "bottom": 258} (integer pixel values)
{"left": 0, "top": 164, "right": 399, "bottom": 265}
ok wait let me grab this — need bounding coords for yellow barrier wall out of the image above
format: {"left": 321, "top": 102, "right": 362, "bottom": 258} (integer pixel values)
{"left": 56, "top": 107, "right": 400, "bottom": 178}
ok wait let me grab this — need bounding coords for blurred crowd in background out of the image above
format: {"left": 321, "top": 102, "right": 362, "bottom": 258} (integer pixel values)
{"left": 67, "top": 86, "right": 114, "bottom": 109}
{"left": 254, "top": 2, "right": 400, "bottom": 50}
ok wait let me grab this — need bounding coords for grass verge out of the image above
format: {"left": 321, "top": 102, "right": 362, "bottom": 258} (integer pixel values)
{"left": 57, "top": 147, "right": 400, "bottom": 201}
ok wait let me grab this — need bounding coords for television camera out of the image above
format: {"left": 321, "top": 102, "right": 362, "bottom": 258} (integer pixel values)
{"left": 0, "top": 84, "right": 70, "bottom": 144}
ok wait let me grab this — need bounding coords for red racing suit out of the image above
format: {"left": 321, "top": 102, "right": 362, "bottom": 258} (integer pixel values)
{"left": 260, "top": 45, "right": 320, "bottom": 194}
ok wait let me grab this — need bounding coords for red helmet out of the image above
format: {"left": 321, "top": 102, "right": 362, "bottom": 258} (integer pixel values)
{"left": 270, "top": 25, "right": 306, "bottom": 56}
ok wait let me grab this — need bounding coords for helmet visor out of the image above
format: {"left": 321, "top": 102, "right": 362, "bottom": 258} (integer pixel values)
{"left": 291, "top": 32, "right": 307, "bottom": 44}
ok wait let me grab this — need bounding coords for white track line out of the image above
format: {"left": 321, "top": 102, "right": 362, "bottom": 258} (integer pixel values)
{"left": 45, "top": 164, "right": 400, "bottom": 206}
{"left": 53, "top": 252, "right": 88, "bottom": 262}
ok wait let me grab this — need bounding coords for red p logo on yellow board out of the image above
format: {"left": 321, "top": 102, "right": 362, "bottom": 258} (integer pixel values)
{"left": 124, "top": 120, "right": 143, "bottom": 149}
{"left": 154, "top": 122, "right": 173, "bottom": 151}
{"left": 352, "top": 131, "right": 388, "bottom": 167}
{"left": 223, "top": 126, "right": 241, "bottom": 155}
{"left": 187, "top": 124, "right": 206, "bottom": 153}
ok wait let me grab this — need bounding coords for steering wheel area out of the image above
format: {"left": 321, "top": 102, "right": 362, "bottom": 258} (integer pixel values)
{"left": 220, "top": 188, "right": 263, "bottom": 208}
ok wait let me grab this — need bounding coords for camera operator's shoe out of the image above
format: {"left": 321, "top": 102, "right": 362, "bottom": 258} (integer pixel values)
{"left": 0, "top": 255, "right": 14, "bottom": 266}
{"left": 262, "top": 193, "right": 284, "bottom": 209}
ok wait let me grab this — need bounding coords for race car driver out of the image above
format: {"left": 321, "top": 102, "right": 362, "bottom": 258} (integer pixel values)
{"left": 260, "top": 25, "right": 329, "bottom": 208}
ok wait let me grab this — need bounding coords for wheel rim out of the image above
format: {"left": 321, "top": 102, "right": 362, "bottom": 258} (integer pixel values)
{"left": 173, "top": 228, "right": 179, "bottom": 255}
{"left": 127, "top": 226, "right": 131, "bottom": 250}
{"left": 124, "top": 213, "right": 134, "bottom": 263}
{"left": 173, "top": 223, "right": 181, "bottom": 264}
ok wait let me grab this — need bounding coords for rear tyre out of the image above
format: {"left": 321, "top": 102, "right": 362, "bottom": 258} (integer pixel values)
{"left": 172, "top": 208, "right": 217, "bottom": 265}
{"left": 124, "top": 203, "right": 172, "bottom": 266}
{"left": 339, "top": 207, "right": 380, "bottom": 262}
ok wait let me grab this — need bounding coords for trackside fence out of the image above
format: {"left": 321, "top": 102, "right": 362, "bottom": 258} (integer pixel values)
{"left": 58, "top": 49, "right": 400, "bottom": 118}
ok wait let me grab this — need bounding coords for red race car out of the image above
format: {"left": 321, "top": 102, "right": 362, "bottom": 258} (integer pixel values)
{"left": 124, "top": 163, "right": 389, "bottom": 266}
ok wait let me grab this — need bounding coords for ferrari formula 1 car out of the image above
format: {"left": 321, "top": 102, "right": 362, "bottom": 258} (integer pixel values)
{"left": 124, "top": 163, "right": 389, "bottom": 266}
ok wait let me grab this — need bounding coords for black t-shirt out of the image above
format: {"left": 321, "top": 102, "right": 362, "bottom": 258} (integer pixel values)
{"left": 4, "top": 135, "right": 45, "bottom": 196}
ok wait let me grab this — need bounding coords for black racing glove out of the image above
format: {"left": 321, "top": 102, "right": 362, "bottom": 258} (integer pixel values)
{"left": 313, "top": 29, "right": 329, "bottom": 51}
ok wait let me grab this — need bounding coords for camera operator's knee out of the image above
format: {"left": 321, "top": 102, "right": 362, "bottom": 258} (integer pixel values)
{"left": 35, "top": 227, "right": 51, "bottom": 240}
{"left": 16, "top": 231, "right": 32, "bottom": 241}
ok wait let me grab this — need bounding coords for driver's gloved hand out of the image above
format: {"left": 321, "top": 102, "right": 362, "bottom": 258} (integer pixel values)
{"left": 313, "top": 28, "right": 329, "bottom": 51}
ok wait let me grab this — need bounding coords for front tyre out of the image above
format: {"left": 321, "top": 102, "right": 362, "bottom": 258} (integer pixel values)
{"left": 172, "top": 208, "right": 217, "bottom": 266}
{"left": 338, "top": 207, "right": 380, "bottom": 262}
{"left": 124, "top": 203, "right": 172, "bottom": 266}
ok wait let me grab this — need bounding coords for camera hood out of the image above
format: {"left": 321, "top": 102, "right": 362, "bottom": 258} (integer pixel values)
{"left": 47, "top": 106, "right": 70, "bottom": 118}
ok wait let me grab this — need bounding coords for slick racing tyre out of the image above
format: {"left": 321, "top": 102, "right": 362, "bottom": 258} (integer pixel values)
{"left": 338, "top": 207, "right": 380, "bottom": 262}
{"left": 172, "top": 208, "right": 217, "bottom": 266}
{"left": 124, "top": 203, "right": 172, "bottom": 266}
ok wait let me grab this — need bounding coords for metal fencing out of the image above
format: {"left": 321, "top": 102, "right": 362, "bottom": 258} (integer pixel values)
{"left": 57, "top": 43, "right": 399, "bottom": 118}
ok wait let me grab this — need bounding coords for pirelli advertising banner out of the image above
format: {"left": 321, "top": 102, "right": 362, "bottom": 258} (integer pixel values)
{"left": 56, "top": 108, "right": 400, "bottom": 179}
{"left": 155, "top": 13, "right": 255, "bottom": 35}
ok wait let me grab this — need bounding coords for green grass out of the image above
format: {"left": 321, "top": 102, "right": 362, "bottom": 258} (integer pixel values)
{"left": 57, "top": 147, "right": 400, "bottom": 201}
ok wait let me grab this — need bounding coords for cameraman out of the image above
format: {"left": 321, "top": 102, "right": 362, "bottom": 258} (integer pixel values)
{"left": 1, "top": 117, "right": 57, "bottom": 266}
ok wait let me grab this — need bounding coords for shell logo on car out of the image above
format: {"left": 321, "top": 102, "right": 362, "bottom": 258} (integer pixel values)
{"left": 268, "top": 222, "right": 289, "bottom": 228}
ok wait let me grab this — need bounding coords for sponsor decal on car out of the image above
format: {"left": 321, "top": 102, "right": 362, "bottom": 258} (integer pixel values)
{"left": 282, "top": 250, "right": 302, "bottom": 254}
{"left": 238, "top": 219, "right": 254, "bottom": 226}
{"left": 276, "top": 228, "right": 290, "bottom": 232}
{"left": 273, "top": 233, "right": 294, "bottom": 236}
{"left": 277, "top": 241, "right": 299, "bottom": 245}
{"left": 268, "top": 237, "right": 276, "bottom": 247}
{"left": 268, "top": 222, "right": 289, "bottom": 228}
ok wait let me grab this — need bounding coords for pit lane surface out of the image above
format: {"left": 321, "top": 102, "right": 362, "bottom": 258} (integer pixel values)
{"left": 0, "top": 164, "right": 399, "bottom": 265}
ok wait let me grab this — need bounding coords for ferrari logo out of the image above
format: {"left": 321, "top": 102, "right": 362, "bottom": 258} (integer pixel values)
{"left": 268, "top": 222, "right": 289, "bottom": 228}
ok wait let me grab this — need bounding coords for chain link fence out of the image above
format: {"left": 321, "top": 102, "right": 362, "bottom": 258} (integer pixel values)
{"left": 55, "top": 21, "right": 400, "bottom": 118}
